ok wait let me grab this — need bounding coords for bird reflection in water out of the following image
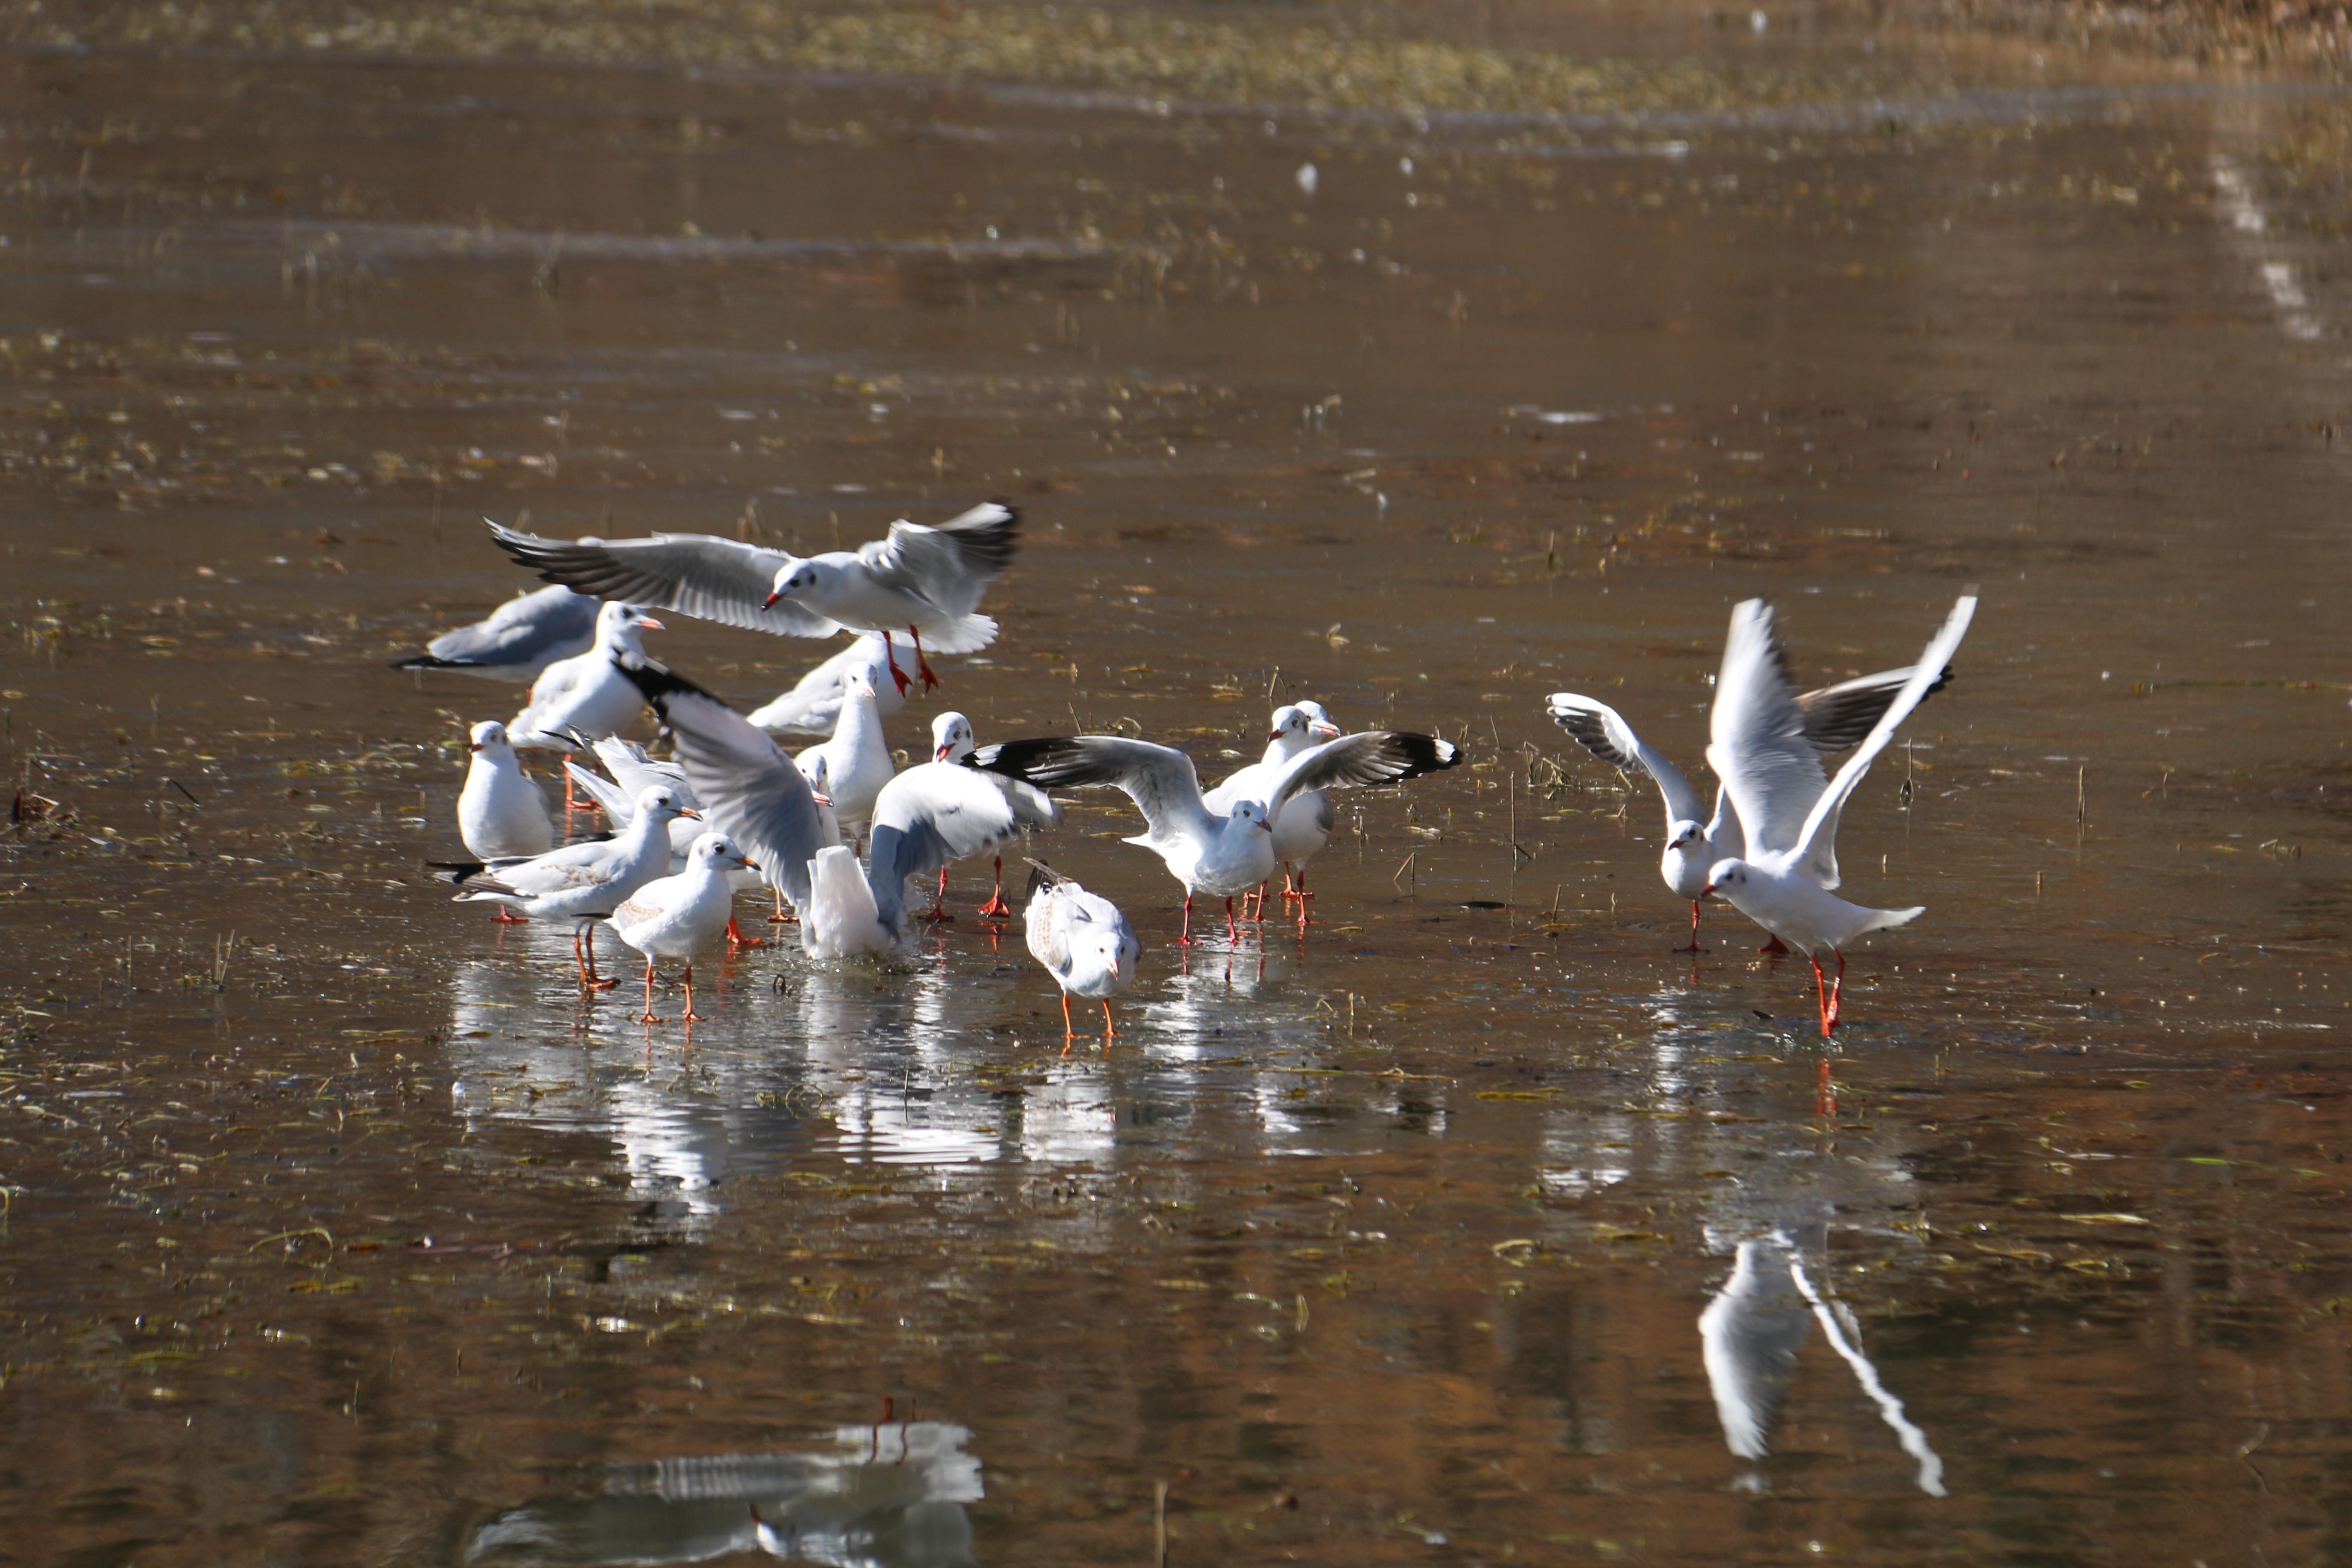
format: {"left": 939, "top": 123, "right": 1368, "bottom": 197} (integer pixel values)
{"left": 466, "top": 1419, "right": 982, "bottom": 1567}
{"left": 1697, "top": 1224, "right": 1945, "bottom": 1497}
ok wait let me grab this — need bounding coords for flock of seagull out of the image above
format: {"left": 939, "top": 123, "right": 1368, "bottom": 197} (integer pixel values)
{"left": 392, "top": 500, "right": 1977, "bottom": 1042}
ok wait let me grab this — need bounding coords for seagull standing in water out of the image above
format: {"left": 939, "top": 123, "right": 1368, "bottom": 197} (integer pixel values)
{"left": 926, "top": 711, "right": 1060, "bottom": 920}
{"left": 455, "top": 721, "right": 553, "bottom": 879}
{"left": 392, "top": 582, "right": 600, "bottom": 683}
{"left": 971, "top": 729, "right": 1460, "bottom": 945}
{"left": 1547, "top": 616, "right": 1952, "bottom": 952}
{"left": 507, "top": 600, "right": 664, "bottom": 810}
{"left": 486, "top": 501, "right": 1017, "bottom": 696}
{"left": 1700, "top": 593, "right": 1978, "bottom": 1037}
{"left": 1204, "top": 701, "right": 1342, "bottom": 922}
{"left": 791, "top": 671, "right": 894, "bottom": 849}
{"left": 746, "top": 633, "right": 908, "bottom": 735}
{"left": 605, "top": 831, "right": 758, "bottom": 1024}
{"left": 1022, "top": 860, "right": 1139, "bottom": 1047}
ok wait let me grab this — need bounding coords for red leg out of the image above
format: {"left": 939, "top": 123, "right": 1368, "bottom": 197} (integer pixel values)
{"left": 637, "top": 959, "right": 663, "bottom": 1023}
{"left": 1760, "top": 933, "right": 1790, "bottom": 955}
{"left": 1101, "top": 998, "right": 1119, "bottom": 1038}
{"left": 726, "top": 912, "right": 768, "bottom": 949}
{"left": 1809, "top": 954, "right": 1833, "bottom": 1038}
{"left": 583, "top": 923, "right": 617, "bottom": 989}
{"left": 925, "top": 866, "right": 952, "bottom": 923}
{"left": 1224, "top": 896, "right": 1240, "bottom": 941}
{"left": 881, "top": 632, "right": 911, "bottom": 697}
{"left": 1059, "top": 991, "right": 1075, "bottom": 1054}
{"left": 768, "top": 884, "right": 793, "bottom": 924}
{"left": 572, "top": 926, "right": 591, "bottom": 986}
{"left": 680, "top": 965, "right": 703, "bottom": 1023}
{"left": 1176, "top": 891, "right": 1198, "bottom": 947}
{"left": 908, "top": 625, "right": 940, "bottom": 692}
{"left": 491, "top": 908, "right": 527, "bottom": 924}
{"left": 1246, "top": 880, "right": 1268, "bottom": 922}
{"left": 1674, "top": 900, "right": 1707, "bottom": 954}
{"left": 563, "top": 753, "right": 596, "bottom": 813}
{"left": 1823, "top": 950, "right": 1845, "bottom": 1036}
{"left": 977, "top": 855, "right": 1013, "bottom": 919}
{"left": 1292, "top": 866, "right": 1315, "bottom": 928}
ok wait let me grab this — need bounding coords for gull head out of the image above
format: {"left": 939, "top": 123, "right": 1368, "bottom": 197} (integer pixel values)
{"left": 1700, "top": 858, "right": 1749, "bottom": 898}
{"left": 468, "top": 720, "right": 508, "bottom": 754}
{"left": 843, "top": 669, "right": 877, "bottom": 702}
{"left": 1229, "top": 799, "right": 1273, "bottom": 835}
{"left": 1297, "top": 700, "right": 1342, "bottom": 738}
{"left": 763, "top": 560, "right": 817, "bottom": 610}
{"left": 1666, "top": 820, "right": 1709, "bottom": 854}
{"left": 1268, "top": 704, "right": 1307, "bottom": 743}
{"left": 933, "top": 711, "right": 975, "bottom": 762}
{"left": 691, "top": 832, "right": 753, "bottom": 871}
{"left": 637, "top": 785, "right": 698, "bottom": 823}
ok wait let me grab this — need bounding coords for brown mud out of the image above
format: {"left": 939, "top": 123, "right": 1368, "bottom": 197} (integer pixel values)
{"left": 4, "top": 19, "right": 2352, "bottom": 1568}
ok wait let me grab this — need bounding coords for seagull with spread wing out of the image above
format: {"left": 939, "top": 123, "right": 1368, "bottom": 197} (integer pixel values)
{"left": 1699, "top": 593, "right": 1978, "bottom": 1037}
{"left": 392, "top": 582, "right": 600, "bottom": 683}
{"left": 1546, "top": 614, "right": 1953, "bottom": 953}
{"left": 486, "top": 501, "right": 1017, "bottom": 696}
{"left": 971, "top": 729, "right": 1461, "bottom": 945}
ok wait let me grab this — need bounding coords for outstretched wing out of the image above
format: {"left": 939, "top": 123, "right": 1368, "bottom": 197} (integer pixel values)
{"left": 969, "top": 736, "right": 1213, "bottom": 843}
{"left": 1790, "top": 594, "right": 1979, "bottom": 886}
{"left": 856, "top": 502, "right": 1019, "bottom": 620}
{"left": 1545, "top": 692, "right": 1705, "bottom": 827}
{"left": 1706, "top": 601, "right": 1830, "bottom": 864}
{"left": 486, "top": 519, "right": 838, "bottom": 638}
{"left": 397, "top": 583, "right": 600, "bottom": 674}
{"left": 1265, "top": 732, "right": 1460, "bottom": 817}
{"left": 865, "top": 762, "right": 1025, "bottom": 932}
{"left": 620, "top": 663, "right": 824, "bottom": 911}
{"left": 1795, "top": 664, "right": 1956, "bottom": 753}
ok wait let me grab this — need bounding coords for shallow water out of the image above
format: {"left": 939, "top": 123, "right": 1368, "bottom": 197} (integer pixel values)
{"left": 6, "top": 27, "right": 2352, "bottom": 1568}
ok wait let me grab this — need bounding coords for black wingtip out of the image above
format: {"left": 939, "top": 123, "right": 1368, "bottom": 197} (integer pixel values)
{"left": 390, "top": 654, "right": 462, "bottom": 672}
{"left": 424, "top": 859, "right": 488, "bottom": 884}
{"left": 1021, "top": 856, "right": 1062, "bottom": 900}
{"left": 968, "top": 736, "right": 1073, "bottom": 782}
{"left": 1391, "top": 732, "right": 1463, "bottom": 780}
{"left": 619, "top": 659, "right": 729, "bottom": 713}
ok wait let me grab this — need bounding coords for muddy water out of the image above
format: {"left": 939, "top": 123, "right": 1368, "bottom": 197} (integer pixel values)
{"left": 5, "top": 32, "right": 2352, "bottom": 1568}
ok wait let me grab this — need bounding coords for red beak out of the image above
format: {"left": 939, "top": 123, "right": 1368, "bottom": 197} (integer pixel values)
{"left": 467, "top": 744, "right": 482, "bottom": 753}
{"left": 812, "top": 792, "right": 833, "bottom": 808}
{"left": 1700, "top": 882, "right": 1718, "bottom": 897}
{"left": 761, "top": 591, "right": 782, "bottom": 609}
{"left": 1310, "top": 722, "right": 1342, "bottom": 738}
{"left": 935, "top": 745, "right": 952, "bottom": 761}
{"left": 679, "top": 807, "right": 702, "bottom": 820}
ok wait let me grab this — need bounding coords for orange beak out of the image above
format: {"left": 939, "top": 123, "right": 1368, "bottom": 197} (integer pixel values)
{"left": 678, "top": 807, "right": 702, "bottom": 820}
{"left": 761, "top": 590, "right": 782, "bottom": 609}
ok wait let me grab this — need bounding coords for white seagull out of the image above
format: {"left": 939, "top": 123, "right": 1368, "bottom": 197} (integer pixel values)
{"left": 1022, "top": 859, "right": 1140, "bottom": 1046}
{"left": 971, "top": 729, "right": 1461, "bottom": 944}
{"left": 487, "top": 500, "right": 1017, "bottom": 696}
{"left": 791, "top": 671, "right": 894, "bottom": 848}
{"left": 618, "top": 665, "right": 1032, "bottom": 961}
{"left": 455, "top": 720, "right": 553, "bottom": 875}
{"left": 392, "top": 582, "right": 600, "bottom": 683}
{"left": 927, "top": 710, "right": 1060, "bottom": 920}
{"left": 605, "top": 831, "right": 758, "bottom": 1024}
{"left": 1203, "top": 700, "right": 1343, "bottom": 922}
{"left": 746, "top": 633, "right": 908, "bottom": 736}
{"left": 436, "top": 784, "right": 698, "bottom": 987}
{"left": 1700, "top": 593, "right": 1978, "bottom": 1037}
{"left": 1547, "top": 620, "right": 1953, "bottom": 952}
{"left": 507, "top": 600, "right": 665, "bottom": 809}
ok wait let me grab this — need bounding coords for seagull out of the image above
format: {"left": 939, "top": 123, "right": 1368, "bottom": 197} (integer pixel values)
{"left": 507, "top": 601, "right": 664, "bottom": 810}
{"left": 1203, "top": 700, "right": 1342, "bottom": 922}
{"left": 971, "top": 729, "right": 1461, "bottom": 944}
{"left": 616, "top": 664, "right": 1029, "bottom": 960}
{"left": 605, "top": 831, "right": 758, "bottom": 1023}
{"left": 1022, "top": 859, "right": 1139, "bottom": 1047}
{"left": 799, "top": 759, "right": 1031, "bottom": 959}
{"left": 1700, "top": 593, "right": 1978, "bottom": 1037}
{"left": 486, "top": 501, "right": 1018, "bottom": 696}
{"left": 1547, "top": 621, "right": 1953, "bottom": 953}
{"left": 928, "top": 711, "right": 1060, "bottom": 920}
{"left": 564, "top": 736, "right": 769, "bottom": 949}
{"left": 746, "top": 633, "right": 908, "bottom": 735}
{"left": 391, "top": 582, "right": 600, "bottom": 683}
{"left": 436, "top": 784, "right": 698, "bottom": 987}
{"left": 791, "top": 671, "right": 894, "bottom": 848}
{"left": 455, "top": 722, "right": 553, "bottom": 882}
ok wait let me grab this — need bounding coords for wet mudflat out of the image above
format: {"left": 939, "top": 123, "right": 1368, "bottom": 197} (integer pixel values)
{"left": 5, "top": 20, "right": 2352, "bottom": 1566}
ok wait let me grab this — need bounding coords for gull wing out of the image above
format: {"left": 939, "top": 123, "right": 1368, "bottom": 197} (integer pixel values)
{"left": 1545, "top": 692, "right": 1704, "bottom": 827}
{"left": 969, "top": 736, "right": 1213, "bottom": 843}
{"left": 1705, "top": 600, "right": 1831, "bottom": 865}
{"left": 621, "top": 664, "right": 824, "bottom": 911}
{"left": 1788, "top": 594, "right": 1978, "bottom": 887}
{"left": 486, "top": 519, "right": 839, "bottom": 638}
{"left": 856, "top": 502, "right": 1020, "bottom": 621}
{"left": 1265, "top": 732, "right": 1461, "bottom": 817}
{"left": 1795, "top": 664, "right": 1956, "bottom": 753}
{"left": 395, "top": 584, "right": 599, "bottom": 673}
